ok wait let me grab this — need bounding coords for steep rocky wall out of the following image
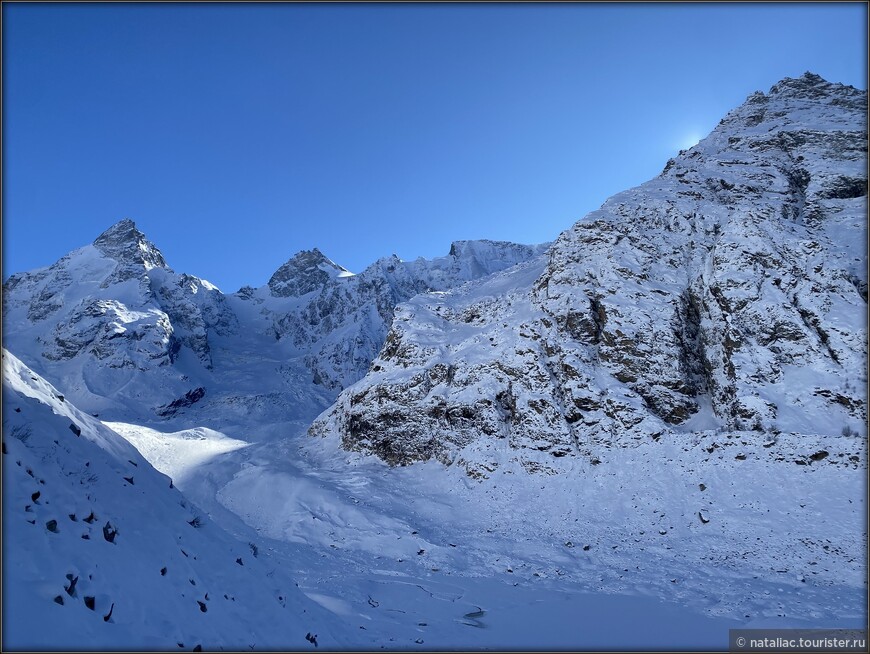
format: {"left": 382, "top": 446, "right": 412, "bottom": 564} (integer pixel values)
{"left": 311, "top": 73, "right": 868, "bottom": 468}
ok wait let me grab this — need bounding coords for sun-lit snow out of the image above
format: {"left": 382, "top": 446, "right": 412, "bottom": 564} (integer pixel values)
{"left": 102, "top": 422, "right": 249, "bottom": 485}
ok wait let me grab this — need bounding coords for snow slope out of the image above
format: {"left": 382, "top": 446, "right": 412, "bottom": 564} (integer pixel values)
{"left": 3, "top": 353, "right": 781, "bottom": 651}
{"left": 101, "top": 410, "right": 865, "bottom": 651}
{"left": 1, "top": 350, "right": 347, "bottom": 650}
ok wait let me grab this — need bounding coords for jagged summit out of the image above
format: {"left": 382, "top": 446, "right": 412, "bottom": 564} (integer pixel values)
{"left": 93, "top": 218, "right": 168, "bottom": 270}
{"left": 93, "top": 217, "right": 138, "bottom": 241}
{"left": 714, "top": 72, "right": 867, "bottom": 135}
{"left": 662, "top": 71, "right": 866, "bottom": 194}
{"left": 767, "top": 71, "right": 863, "bottom": 100}
{"left": 267, "top": 247, "right": 352, "bottom": 298}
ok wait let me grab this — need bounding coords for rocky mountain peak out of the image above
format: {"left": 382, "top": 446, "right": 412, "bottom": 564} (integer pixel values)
{"left": 267, "top": 248, "right": 352, "bottom": 298}
{"left": 92, "top": 218, "right": 168, "bottom": 270}
{"left": 711, "top": 72, "right": 865, "bottom": 135}
{"left": 766, "top": 71, "right": 857, "bottom": 100}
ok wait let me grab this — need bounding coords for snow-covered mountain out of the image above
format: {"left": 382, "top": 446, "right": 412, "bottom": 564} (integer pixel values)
{"left": 311, "top": 72, "right": 867, "bottom": 470}
{"left": 2, "top": 219, "right": 545, "bottom": 429}
{"left": 239, "top": 238, "right": 548, "bottom": 394}
{"left": 2, "top": 72, "right": 867, "bottom": 650}
{"left": 2, "top": 219, "right": 238, "bottom": 418}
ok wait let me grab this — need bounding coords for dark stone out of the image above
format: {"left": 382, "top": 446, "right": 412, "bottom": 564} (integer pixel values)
{"left": 818, "top": 176, "right": 866, "bottom": 200}
{"left": 92, "top": 219, "right": 167, "bottom": 269}
{"left": 156, "top": 387, "right": 206, "bottom": 417}
{"left": 268, "top": 249, "right": 348, "bottom": 298}
{"left": 103, "top": 521, "right": 117, "bottom": 543}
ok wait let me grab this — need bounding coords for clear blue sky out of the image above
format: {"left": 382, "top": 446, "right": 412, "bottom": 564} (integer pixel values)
{"left": 3, "top": 2, "right": 867, "bottom": 292}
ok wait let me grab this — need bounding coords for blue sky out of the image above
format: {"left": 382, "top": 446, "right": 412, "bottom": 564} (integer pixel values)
{"left": 3, "top": 2, "right": 867, "bottom": 292}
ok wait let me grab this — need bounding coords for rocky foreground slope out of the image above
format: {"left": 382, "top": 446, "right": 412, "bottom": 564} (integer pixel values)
{"left": 1, "top": 349, "right": 346, "bottom": 650}
{"left": 311, "top": 73, "right": 868, "bottom": 469}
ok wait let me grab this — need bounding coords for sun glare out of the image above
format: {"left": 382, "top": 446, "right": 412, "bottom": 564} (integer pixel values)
{"left": 679, "top": 133, "right": 702, "bottom": 151}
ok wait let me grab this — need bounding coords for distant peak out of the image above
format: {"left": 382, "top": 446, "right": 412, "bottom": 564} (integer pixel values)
{"left": 292, "top": 247, "right": 330, "bottom": 264}
{"left": 285, "top": 248, "right": 348, "bottom": 272}
{"left": 448, "top": 239, "right": 525, "bottom": 258}
{"left": 267, "top": 248, "right": 350, "bottom": 297}
{"left": 93, "top": 218, "right": 167, "bottom": 270}
{"left": 94, "top": 218, "right": 140, "bottom": 243}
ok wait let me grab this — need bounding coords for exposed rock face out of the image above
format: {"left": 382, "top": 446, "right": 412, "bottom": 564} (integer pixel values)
{"left": 154, "top": 273, "right": 239, "bottom": 369}
{"left": 157, "top": 386, "right": 207, "bottom": 417}
{"left": 267, "top": 248, "right": 351, "bottom": 298}
{"left": 311, "top": 73, "right": 867, "bottom": 467}
{"left": 92, "top": 218, "right": 168, "bottom": 275}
